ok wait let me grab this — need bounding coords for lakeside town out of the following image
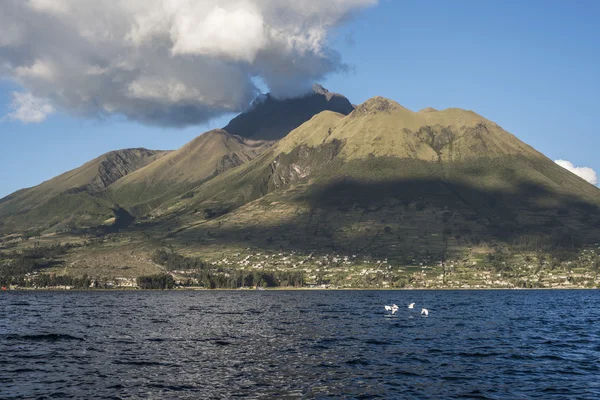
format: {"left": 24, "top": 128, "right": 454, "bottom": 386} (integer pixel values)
{"left": 3, "top": 243, "right": 600, "bottom": 291}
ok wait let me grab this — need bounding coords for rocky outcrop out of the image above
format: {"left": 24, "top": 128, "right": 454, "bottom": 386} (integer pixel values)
{"left": 88, "top": 149, "right": 166, "bottom": 192}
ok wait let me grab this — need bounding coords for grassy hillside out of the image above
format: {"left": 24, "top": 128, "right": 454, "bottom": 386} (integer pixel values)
{"left": 149, "top": 97, "right": 600, "bottom": 262}
{"left": 0, "top": 148, "right": 167, "bottom": 233}
{"left": 107, "top": 129, "right": 273, "bottom": 215}
{"left": 0, "top": 87, "right": 355, "bottom": 234}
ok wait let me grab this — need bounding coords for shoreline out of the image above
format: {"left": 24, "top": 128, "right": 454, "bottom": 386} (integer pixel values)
{"left": 2, "top": 286, "right": 598, "bottom": 292}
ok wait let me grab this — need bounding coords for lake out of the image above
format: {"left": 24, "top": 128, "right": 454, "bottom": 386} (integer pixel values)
{"left": 1, "top": 290, "right": 599, "bottom": 399}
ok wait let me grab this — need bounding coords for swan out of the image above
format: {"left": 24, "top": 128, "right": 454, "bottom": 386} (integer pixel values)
{"left": 421, "top": 308, "right": 429, "bottom": 316}
{"left": 408, "top": 303, "right": 415, "bottom": 309}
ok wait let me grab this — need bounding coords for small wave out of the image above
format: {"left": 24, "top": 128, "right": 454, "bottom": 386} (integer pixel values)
{"left": 2, "top": 333, "right": 84, "bottom": 342}
{"left": 213, "top": 340, "right": 232, "bottom": 346}
{"left": 147, "top": 383, "right": 198, "bottom": 391}
{"left": 396, "top": 370, "right": 421, "bottom": 377}
{"left": 5, "top": 368, "right": 41, "bottom": 373}
{"left": 537, "top": 354, "right": 568, "bottom": 361}
{"left": 365, "top": 339, "right": 389, "bottom": 345}
{"left": 318, "top": 337, "right": 340, "bottom": 344}
{"left": 317, "top": 362, "right": 339, "bottom": 369}
{"left": 106, "top": 384, "right": 125, "bottom": 389}
{"left": 113, "top": 360, "right": 168, "bottom": 366}
{"left": 345, "top": 358, "right": 370, "bottom": 366}
{"left": 456, "top": 352, "right": 503, "bottom": 358}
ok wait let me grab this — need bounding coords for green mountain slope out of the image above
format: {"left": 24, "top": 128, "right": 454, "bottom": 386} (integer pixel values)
{"left": 0, "top": 85, "right": 354, "bottom": 233}
{"left": 0, "top": 148, "right": 167, "bottom": 233}
{"left": 107, "top": 130, "right": 273, "bottom": 215}
{"left": 159, "top": 97, "right": 600, "bottom": 261}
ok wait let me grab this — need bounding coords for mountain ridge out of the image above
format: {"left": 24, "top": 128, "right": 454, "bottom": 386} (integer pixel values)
{"left": 107, "top": 129, "right": 274, "bottom": 215}
{"left": 0, "top": 148, "right": 168, "bottom": 232}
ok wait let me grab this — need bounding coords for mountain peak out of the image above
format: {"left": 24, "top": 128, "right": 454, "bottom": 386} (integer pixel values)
{"left": 223, "top": 85, "right": 354, "bottom": 140}
{"left": 418, "top": 107, "right": 438, "bottom": 113}
{"left": 312, "top": 83, "right": 329, "bottom": 95}
{"left": 352, "top": 96, "right": 404, "bottom": 116}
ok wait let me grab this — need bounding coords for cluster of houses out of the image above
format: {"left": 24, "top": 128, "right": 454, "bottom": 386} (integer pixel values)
{"left": 196, "top": 246, "right": 600, "bottom": 289}
{"left": 4, "top": 242, "right": 600, "bottom": 290}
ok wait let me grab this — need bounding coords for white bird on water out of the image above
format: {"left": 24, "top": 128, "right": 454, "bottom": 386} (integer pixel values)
{"left": 408, "top": 303, "right": 415, "bottom": 309}
{"left": 421, "top": 308, "right": 429, "bottom": 316}
{"left": 384, "top": 304, "right": 399, "bottom": 314}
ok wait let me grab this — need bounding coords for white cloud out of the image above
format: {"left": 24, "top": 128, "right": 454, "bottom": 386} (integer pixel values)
{"left": 169, "top": 2, "right": 268, "bottom": 62}
{"left": 0, "top": 0, "right": 377, "bottom": 127}
{"left": 27, "top": 0, "right": 70, "bottom": 15}
{"left": 15, "top": 59, "right": 55, "bottom": 80}
{"left": 555, "top": 159, "right": 598, "bottom": 185}
{"left": 7, "top": 91, "right": 54, "bottom": 123}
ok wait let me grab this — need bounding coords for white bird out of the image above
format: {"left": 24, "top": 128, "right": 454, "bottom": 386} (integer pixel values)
{"left": 408, "top": 303, "right": 415, "bottom": 309}
{"left": 384, "top": 304, "right": 400, "bottom": 314}
{"left": 421, "top": 308, "right": 429, "bottom": 316}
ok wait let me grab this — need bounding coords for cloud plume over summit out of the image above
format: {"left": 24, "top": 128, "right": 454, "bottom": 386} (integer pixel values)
{"left": 0, "top": 0, "right": 376, "bottom": 126}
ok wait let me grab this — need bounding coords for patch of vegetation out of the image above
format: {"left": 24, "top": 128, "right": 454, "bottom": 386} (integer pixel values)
{"left": 152, "top": 249, "right": 208, "bottom": 271}
{"left": 151, "top": 250, "right": 305, "bottom": 288}
{"left": 180, "top": 191, "right": 195, "bottom": 200}
{"left": 0, "top": 243, "right": 80, "bottom": 279}
{"left": 137, "top": 274, "right": 175, "bottom": 290}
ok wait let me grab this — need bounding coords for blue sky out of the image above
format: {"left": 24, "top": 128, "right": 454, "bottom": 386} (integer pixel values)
{"left": 1, "top": 0, "right": 599, "bottom": 197}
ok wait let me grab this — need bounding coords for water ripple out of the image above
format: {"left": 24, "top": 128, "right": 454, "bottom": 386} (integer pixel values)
{"left": 1, "top": 290, "right": 599, "bottom": 399}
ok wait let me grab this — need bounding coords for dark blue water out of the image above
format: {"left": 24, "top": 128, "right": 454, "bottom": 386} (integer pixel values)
{"left": 1, "top": 290, "right": 599, "bottom": 399}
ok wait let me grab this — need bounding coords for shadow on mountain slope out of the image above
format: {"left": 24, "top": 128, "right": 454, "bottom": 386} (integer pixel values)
{"left": 173, "top": 174, "right": 600, "bottom": 261}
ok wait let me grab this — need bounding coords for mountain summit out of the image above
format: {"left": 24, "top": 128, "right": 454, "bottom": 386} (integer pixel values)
{"left": 164, "top": 96, "right": 600, "bottom": 262}
{"left": 222, "top": 84, "right": 354, "bottom": 140}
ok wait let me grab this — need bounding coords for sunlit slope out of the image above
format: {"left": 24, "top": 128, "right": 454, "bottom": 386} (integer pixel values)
{"left": 324, "top": 97, "right": 539, "bottom": 161}
{"left": 163, "top": 97, "right": 600, "bottom": 258}
{"left": 0, "top": 148, "right": 167, "bottom": 233}
{"left": 107, "top": 129, "right": 272, "bottom": 214}
{"left": 152, "top": 111, "right": 346, "bottom": 216}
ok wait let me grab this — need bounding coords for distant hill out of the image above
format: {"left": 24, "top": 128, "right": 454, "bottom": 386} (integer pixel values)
{"left": 107, "top": 130, "right": 273, "bottom": 215}
{"left": 0, "top": 148, "right": 167, "bottom": 233}
{"left": 223, "top": 84, "right": 354, "bottom": 140}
